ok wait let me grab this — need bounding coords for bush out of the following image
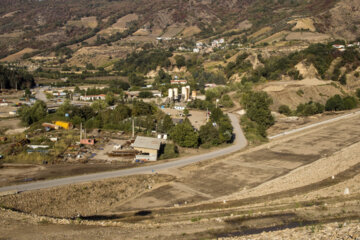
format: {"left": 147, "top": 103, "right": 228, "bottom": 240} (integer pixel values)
{"left": 138, "top": 91, "right": 154, "bottom": 98}
{"left": 356, "top": 88, "right": 360, "bottom": 99}
{"left": 159, "top": 144, "right": 178, "bottom": 160}
{"left": 325, "top": 95, "right": 358, "bottom": 111}
{"left": 169, "top": 119, "right": 199, "bottom": 148}
{"left": 296, "top": 102, "right": 324, "bottom": 116}
{"left": 278, "top": 105, "right": 292, "bottom": 116}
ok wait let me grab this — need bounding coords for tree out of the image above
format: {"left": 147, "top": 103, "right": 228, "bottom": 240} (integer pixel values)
{"left": 241, "top": 91, "right": 274, "bottom": 137}
{"left": 183, "top": 108, "right": 189, "bottom": 116}
{"left": 175, "top": 55, "right": 186, "bottom": 68}
{"left": 155, "top": 69, "right": 171, "bottom": 84}
{"left": 91, "top": 100, "right": 108, "bottom": 112}
{"left": 169, "top": 119, "right": 199, "bottom": 148}
{"left": 356, "top": 88, "right": 360, "bottom": 99}
{"left": 278, "top": 105, "right": 291, "bottom": 116}
{"left": 139, "top": 91, "right": 153, "bottom": 98}
{"left": 339, "top": 74, "right": 347, "bottom": 85}
{"left": 18, "top": 100, "right": 47, "bottom": 125}
{"left": 325, "top": 94, "right": 344, "bottom": 111}
{"left": 199, "top": 122, "right": 220, "bottom": 146}
{"left": 132, "top": 100, "right": 155, "bottom": 116}
{"left": 160, "top": 144, "right": 178, "bottom": 159}
{"left": 24, "top": 88, "right": 31, "bottom": 98}
{"left": 113, "top": 104, "right": 132, "bottom": 121}
{"left": 159, "top": 114, "right": 174, "bottom": 133}
{"left": 129, "top": 73, "right": 144, "bottom": 87}
{"left": 105, "top": 92, "right": 116, "bottom": 106}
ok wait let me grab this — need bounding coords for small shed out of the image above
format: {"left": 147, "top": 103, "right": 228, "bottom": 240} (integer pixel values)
{"left": 80, "top": 139, "right": 95, "bottom": 145}
{"left": 133, "top": 136, "right": 162, "bottom": 161}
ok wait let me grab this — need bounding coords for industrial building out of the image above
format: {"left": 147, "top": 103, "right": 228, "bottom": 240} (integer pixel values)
{"left": 133, "top": 136, "right": 162, "bottom": 161}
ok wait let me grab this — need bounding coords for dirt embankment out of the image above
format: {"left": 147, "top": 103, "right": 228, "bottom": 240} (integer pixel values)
{"left": 0, "top": 174, "right": 174, "bottom": 218}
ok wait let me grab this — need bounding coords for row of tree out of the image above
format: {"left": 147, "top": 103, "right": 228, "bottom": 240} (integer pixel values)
{"left": 0, "top": 65, "right": 35, "bottom": 90}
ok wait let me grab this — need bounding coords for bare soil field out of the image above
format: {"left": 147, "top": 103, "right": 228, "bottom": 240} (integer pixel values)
{"left": 0, "top": 163, "right": 136, "bottom": 187}
{"left": 288, "top": 17, "right": 316, "bottom": 32}
{"left": 1, "top": 113, "right": 360, "bottom": 239}
{"left": 67, "top": 16, "right": 98, "bottom": 29}
{"left": 285, "top": 32, "right": 331, "bottom": 42}
{"left": 0, "top": 48, "right": 35, "bottom": 62}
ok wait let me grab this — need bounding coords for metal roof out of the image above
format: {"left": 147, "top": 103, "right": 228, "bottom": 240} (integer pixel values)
{"left": 133, "top": 136, "right": 162, "bottom": 150}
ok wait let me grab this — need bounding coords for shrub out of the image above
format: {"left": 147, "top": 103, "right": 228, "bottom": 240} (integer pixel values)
{"left": 296, "top": 102, "right": 324, "bottom": 116}
{"left": 159, "top": 144, "right": 178, "bottom": 160}
{"left": 278, "top": 105, "right": 292, "bottom": 116}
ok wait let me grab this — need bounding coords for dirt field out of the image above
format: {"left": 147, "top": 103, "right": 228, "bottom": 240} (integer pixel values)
{"left": 0, "top": 163, "right": 136, "bottom": 187}
{"left": 1, "top": 112, "right": 360, "bottom": 239}
{"left": 285, "top": 32, "right": 330, "bottom": 42}
{"left": 0, "top": 48, "right": 35, "bottom": 62}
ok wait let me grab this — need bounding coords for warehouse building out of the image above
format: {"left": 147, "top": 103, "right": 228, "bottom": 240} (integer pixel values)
{"left": 133, "top": 136, "right": 162, "bottom": 161}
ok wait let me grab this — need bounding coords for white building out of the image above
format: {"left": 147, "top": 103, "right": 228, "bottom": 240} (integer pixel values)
{"left": 79, "top": 94, "right": 106, "bottom": 101}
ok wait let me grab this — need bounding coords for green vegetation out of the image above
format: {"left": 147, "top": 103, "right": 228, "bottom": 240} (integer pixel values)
{"left": 225, "top": 53, "right": 252, "bottom": 78}
{"left": 296, "top": 101, "right": 324, "bottom": 116}
{"left": 159, "top": 144, "right": 178, "bottom": 160}
{"left": 278, "top": 105, "right": 292, "bottom": 116}
{"left": 18, "top": 101, "right": 48, "bottom": 126}
{"left": 114, "top": 49, "right": 172, "bottom": 76}
{"left": 138, "top": 91, "right": 154, "bottom": 98}
{"left": 241, "top": 90, "right": 274, "bottom": 137}
{"left": 0, "top": 65, "right": 35, "bottom": 90}
{"left": 169, "top": 119, "right": 199, "bottom": 148}
{"left": 241, "top": 43, "right": 360, "bottom": 83}
{"left": 237, "top": 89, "right": 274, "bottom": 144}
{"left": 325, "top": 95, "right": 358, "bottom": 111}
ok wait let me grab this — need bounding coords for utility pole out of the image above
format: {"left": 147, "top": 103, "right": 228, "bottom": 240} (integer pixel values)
{"left": 80, "top": 122, "right": 82, "bottom": 141}
{"left": 132, "top": 117, "right": 135, "bottom": 139}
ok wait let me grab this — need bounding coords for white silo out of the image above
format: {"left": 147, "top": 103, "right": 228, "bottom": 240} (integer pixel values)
{"left": 186, "top": 85, "right": 190, "bottom": 101}
{"left": 168, "top": 88, "right": 174, "bottom": 99}
{"left": 181, "top": 86, "right": 187, "bottom": 101}
{"left": 173, "top": 88, "right": 179, "bottom": 99}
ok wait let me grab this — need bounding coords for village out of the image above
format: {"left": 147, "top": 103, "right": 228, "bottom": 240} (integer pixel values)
{"left": 0, "top": 75, "right": 226, "bottom": 169}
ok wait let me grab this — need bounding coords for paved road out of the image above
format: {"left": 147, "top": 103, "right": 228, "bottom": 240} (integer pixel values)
{"left": 0, "top": 113, "right": 247, "bottom": 193}
{"left": 268, "top": 110, "right": 360, "bottom": 139}
{"left": 35, "top": 87, "right": 48, "bottom": 103}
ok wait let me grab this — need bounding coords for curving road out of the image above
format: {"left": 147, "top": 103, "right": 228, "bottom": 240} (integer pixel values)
{"left": 0, "top": 113, "right": 247, "bottom": 193}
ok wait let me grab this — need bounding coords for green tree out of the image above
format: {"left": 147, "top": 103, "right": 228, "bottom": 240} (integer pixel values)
{"left": 129, "top": 73, "right": 144, "bottom": 87}
{"left": 91, "top": 100, "right": 108, "bottom": 112}
{"left": 175, "top": 55, "right": 186, "bottom": 68}
{"left": 356, "top": 88, "right": 360, "bottom": 99}
{"left": 159, "top": 114, "right": 174, "bottom": 133}
{"left": 325, "top": 95, "right": 344, "bottom": 111}
{"left": 113, "top": 105, "right": 132, "bottom": 121}
{"left": 169, "top": 119, "right": 199, "bottom": 148}
{"left": 278, "top": 105, "right": 292, "bottom": 116}
{"left": 199, "top": 122, "right": 220, "bottom": 146}
{"left": 339, "top": 74, "right": 347, "bottom": 85}
{"left": 132, "top": 100, "right": 155, "bottom": 116}
{"left": 18, "top": 100, "right": 47, "bottom": 125}
{"left": 105, "top": 92, "right": 116, "bottom": 106}
{"left": 160, "top": 144, "right": 178, "bottom": 159}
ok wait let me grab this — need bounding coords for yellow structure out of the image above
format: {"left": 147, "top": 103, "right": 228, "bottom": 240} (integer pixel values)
{"left": 54, "top": 121, "right": 73, "bottom": 130}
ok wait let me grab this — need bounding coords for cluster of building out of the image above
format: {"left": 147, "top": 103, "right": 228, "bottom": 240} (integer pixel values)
{"left": 192, "top": 38, "right": 226, "bottom": 53}
{"left": 332, "top": 42, "right": 360, "bottom": 52}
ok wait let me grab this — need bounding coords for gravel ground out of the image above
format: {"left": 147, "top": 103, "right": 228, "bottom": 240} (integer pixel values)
{"left": 222, "top": 221, "right": 360, "bottom": 240}
{"left": 225, "top": 141, "right": 360, "bottom": 201}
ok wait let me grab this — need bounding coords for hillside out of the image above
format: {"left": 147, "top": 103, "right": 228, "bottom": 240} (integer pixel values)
{"left": 1, "top": 0, "right": 358, "bottom": 60}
